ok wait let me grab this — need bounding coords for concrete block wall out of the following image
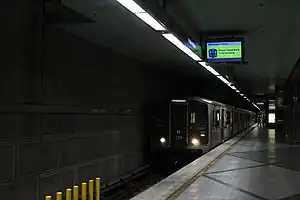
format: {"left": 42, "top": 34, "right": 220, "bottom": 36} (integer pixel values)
{"left": 1, "top": 4, "right": 179, "bottom": 198}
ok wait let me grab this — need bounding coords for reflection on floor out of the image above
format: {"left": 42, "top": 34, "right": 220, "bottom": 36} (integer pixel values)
{"left": 175, "top": 127, "right": 300, "bottom": 200}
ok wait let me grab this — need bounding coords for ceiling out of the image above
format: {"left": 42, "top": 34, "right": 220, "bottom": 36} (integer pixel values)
{"left": 166, "top": 0, "right": 300, "bottom": 95}
{"left": 58, "top": 0, "right": 211, "bottom": 78}
{"left": 58, "top": 0, "right": 300, "bottom": 98}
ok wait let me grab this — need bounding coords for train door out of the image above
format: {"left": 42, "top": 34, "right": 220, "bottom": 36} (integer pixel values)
{"left": 229, "top": 111, "right": 233, "bottom": 136}
{"left": 224, "top": 110, "right": 232, "bottom": 139}
{"left": 233, "top": 111, "right": 237, "bottom": 135}
{"left": 221, "top": 109, "right": 225, "bottom": 141}
{"left": 212, "top": 107, "right": 222, "bottom": 146}
{"left": 170, "top": 102, "right": 188, "bottom": 149}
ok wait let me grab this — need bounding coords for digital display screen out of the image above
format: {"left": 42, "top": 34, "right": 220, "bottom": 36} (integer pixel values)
{"left": 185, "top": 39, "right": 202, "bottom": 57}
{"left": 206, "top": 41, "right": 243, "bottom": 63}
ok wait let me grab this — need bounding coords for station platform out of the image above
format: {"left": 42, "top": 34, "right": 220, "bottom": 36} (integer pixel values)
{"left": 131, "top": 125, "right": 300, "bottom": 200}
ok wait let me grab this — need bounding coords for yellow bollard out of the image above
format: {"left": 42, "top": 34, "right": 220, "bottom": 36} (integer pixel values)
{"left": 56, "top": 192, "right": 62, "bottom": 200}
{"left": 82, "top": 182, "right": 87, "bottom": 200}
{"left": 66, "top": 189, "right": 72, "bottom": 200}
{"left": 96, "top": 178, "right": 100, "bottom": 200}
{"left": 45, "top": 196, "right": 52, "bottom": 200}
{"left": 89, "top": 180, "right": 94, "bottom": 200}
{"left": 73, "top": 186, "right": 79, "bottom": 200}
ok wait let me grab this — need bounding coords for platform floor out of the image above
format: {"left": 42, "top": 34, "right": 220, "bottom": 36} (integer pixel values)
{"left": 174, "top": 127, "right": 300, "bottom": 200}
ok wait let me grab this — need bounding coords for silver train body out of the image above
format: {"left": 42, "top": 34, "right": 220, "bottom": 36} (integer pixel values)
{"left": 150, "top": 97, "right": 256, "bottom": 155}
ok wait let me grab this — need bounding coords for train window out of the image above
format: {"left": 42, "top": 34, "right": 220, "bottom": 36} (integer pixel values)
{"left": 215, "top": 109, "right": 220, "bottom": 127}
{"left": 190, "top": 112, "right": 196, "bottom": 123}
{"left": 212, "top": 109, "right": 215, "bottom": 125}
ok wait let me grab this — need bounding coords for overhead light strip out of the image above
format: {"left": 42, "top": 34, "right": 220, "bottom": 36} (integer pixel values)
{"left": 217, "top": 76, "right": 230, "bottom": 85}
{"left": 116, "top": 0, "right": 166, "bottom": 31}
{"left": 231, "top": 86, "right": 237, "bottom": 90}
{"left": 199, "top": 62, "right": 219, "bottom": 76}
{"left": 116, "top": 0, "right": 145, "bottom": 13}
{"left": 162, "top": 33, "right": 202, "bottom": 61}
{"left": 136, "top": 12, "right": 166, "bottom": 31}
{"left": 116, "top": 0, "right": 258, "bottom": 110}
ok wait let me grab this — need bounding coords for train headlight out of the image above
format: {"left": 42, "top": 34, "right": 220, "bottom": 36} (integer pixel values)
{"left": 160, "top": 137, "right": 166, "bottom": 143}
{"left": 191, "top": 138, "right": 200, "bottom": 146}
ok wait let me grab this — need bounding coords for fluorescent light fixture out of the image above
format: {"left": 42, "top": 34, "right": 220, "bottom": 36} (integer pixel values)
{"left": 162, "top": 33, "right": 202, "bottom": 61}
{"left": 217, "top": 76, "right": 230, "bottom": 85}
{"left": 240, "top": 93, "right": 244, "bottom": 96}
{"left": 256, "top": 102, "right": 264, "bottom": 105}
{"left": 231, "top": 86, "right": 237, "bottom": 90}
{"left": 172, "top": 99, "right": 186, "bottom": 103}
{"left": 199, "top": 62, "right": 220, "bottom": 76}
{"left": 136, "top": 12, "right": 166, "bottom": 31}
{"left": 200, "top": 134, "right": 205, "bottom": 137}
{"left": 116, "top": 0, "right": 145, "bottom": 13}
{"left": 236, "top": 90, "right": 240, "bottom": 93}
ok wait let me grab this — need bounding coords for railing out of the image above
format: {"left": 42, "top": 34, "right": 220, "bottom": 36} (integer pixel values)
{"left": 45, "top": 177, "right": 100, "bottom": 200}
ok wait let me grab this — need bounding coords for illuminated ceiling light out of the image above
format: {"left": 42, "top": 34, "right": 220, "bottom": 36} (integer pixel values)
{"left": 172, "top": 99, "right": 186, "bottom": 103}
{"left": 256, "top": 102, "right": 264, "bottom": 105}
{"left": 240, "top": 93, "right": 244, "bottom": 97}
{"left": 116, "top": 0, "right": 145, "bottom": 13}
{"left": 162, "top": 33, "right": 202, "bottom": 61}
{"left": 231, "top": 86, "right": 237, "bottom": 90}
{"left": 199, "top": 62, "right": 220, "bottom": 76}
{"left": 136, "top": 12, "right": 166, "bottom": 31}
{"left": 236, "top": 90, "right": 240, "bottom": 93}
{"left": 217, "top": 76, "right": 230, "bottom": 85}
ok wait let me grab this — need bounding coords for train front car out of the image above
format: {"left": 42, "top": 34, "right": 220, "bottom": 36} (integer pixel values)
{"left": 184, "top": 99, "right": 209, "bottom": 154}
{"left": 149, "top": 97, "right": 256, "bottom": 170}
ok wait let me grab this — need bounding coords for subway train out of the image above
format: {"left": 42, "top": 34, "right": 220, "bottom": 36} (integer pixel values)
{"left": 150, "top": 97, "right": 256, "bottom": 159}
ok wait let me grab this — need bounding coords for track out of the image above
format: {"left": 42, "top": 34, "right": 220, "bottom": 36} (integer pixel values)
{"left": 101, "top": 154, "right": 200, "bottom": 200}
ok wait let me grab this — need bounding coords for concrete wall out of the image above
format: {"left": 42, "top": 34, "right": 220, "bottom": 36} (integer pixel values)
{"left": 1, "top": 3, "right": 182, "bottom": 198}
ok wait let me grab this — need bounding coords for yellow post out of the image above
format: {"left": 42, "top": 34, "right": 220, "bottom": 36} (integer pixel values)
{"left": 45, "top": 196, "right": 52, "bottom": 200}
{"left": 66, "top": 189, "right": 72, "bottom": 200}
{"left": 73, "top": 185, "right": 79, "bottom": 200}
{"left": 96, "top": 178, "right": 100, "bottom": 200}
{"left": 56, "top": 192, "right": 62, "bottom": 200}
{"left": 89, "top": 180, "right": 94, "bottom": 200}
{"left": 82, "top": 182, "right": 87, "bottom": 200}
